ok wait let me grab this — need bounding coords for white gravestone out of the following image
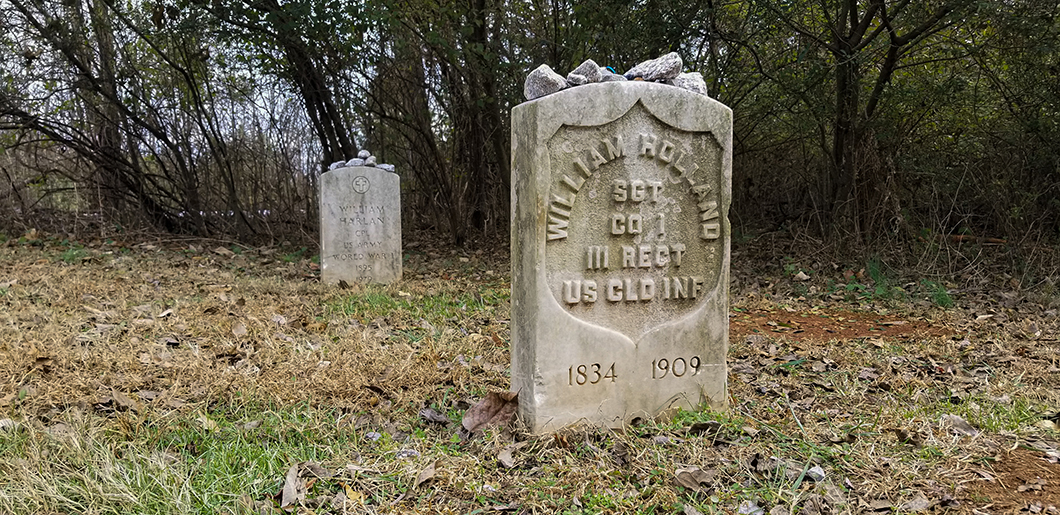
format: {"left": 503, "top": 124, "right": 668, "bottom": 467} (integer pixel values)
{"left": 511, "top": 81, "right": 731, "bottom": 432}
{"left": 319, "top": 166, "right": 402, "bottom": 284}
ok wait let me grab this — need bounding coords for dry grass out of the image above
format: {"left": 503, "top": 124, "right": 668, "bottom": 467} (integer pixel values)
{"left": 1, "top": 229, "right": 1058, "bottom": 514}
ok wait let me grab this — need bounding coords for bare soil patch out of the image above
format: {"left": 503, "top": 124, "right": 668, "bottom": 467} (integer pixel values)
{"left": 962, "top": 446, "right": 1060, "bottom": 513}
{"left": 731, "top": 307, "right": 955, "bottom": 341}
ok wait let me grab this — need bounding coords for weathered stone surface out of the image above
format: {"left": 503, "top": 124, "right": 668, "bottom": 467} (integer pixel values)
{"left": 347, "top": 158, "right": 365, "bottom": 167}
{"left": 328, "top": 161, "right": 346, "bottom": 170}
{"left": 378, "top": 164, "right": 396, "bottom": 173}
{"left": 567, "top": 74, "right": 589, "bottom": 86}
{"left": 601, "top": 67, "right": 628, "bottom": 82}
{"left": 365, "top": 155, "right": 377, "bottom": 166}
{"left": 319, "top": 166, "right": 401, "bottom": 285}
{"left": 357, "top": 149, "right": 371, "bottom": 159}
{"left": 624, "top": 52, "right": 683, "bottom": 81}
{"left": 567, "top": 59, "right": 602, "bottom": 86}
{"left": 669, "top": 72, "right": 708, "bottom": 96}
{"left": 524, "top": 64, "right": 569, "bottom": 100}
{"left": 511, "top": 81, "right": 732, "bottom": 432}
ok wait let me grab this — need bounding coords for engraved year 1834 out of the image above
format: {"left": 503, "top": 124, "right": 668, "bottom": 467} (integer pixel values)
{"left": 568, "top": 363, "right": 617, "bottom": 386}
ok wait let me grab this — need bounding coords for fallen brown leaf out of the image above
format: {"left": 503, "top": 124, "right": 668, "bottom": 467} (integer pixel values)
{"left": 498, "top": 446, "right": 516, "bottom": 469}
{"left": 674, "top": 466, "right": 715, "bottom": 492}
{"left": 111, "top": 390, "right": 141, "bottom": 412}
{"left": 687, "top": 420, "right": 722, "bottom": 437}
{"left": 280, "top": 463, "right": 306, "bottom": 507}
{"left": 939, "top": 414, "right": 979, "bottom": 436}
{"left": 862, "top": 498, "right": 892, "bottom": 511}
{"left": 461, "top": 391, "right": 517, "bottom": 436}
{"left": 419, "top": 407, "right": 451, "bottom": 425}
{"left": 414, "top": 460, "right": 437, "bottom": 489}
{"left": 196, "top": 413, "right": 219, "bottom": 432}
{"left": 497, "top": 441, "right": 527, "bottom": 469}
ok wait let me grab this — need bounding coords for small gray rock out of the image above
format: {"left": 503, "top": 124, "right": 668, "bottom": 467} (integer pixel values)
{"left": 900, "top": 494, "right": 932, "bottom": 513}
{"left": 567, "top": 59, "right": 602, "bottom": 85}
{"left": 624, "top": 52, "right": 683, "bottom": 81}
{"left": 601, "top": 67, "right": 628, "bottom": 82}
{"left": 940, "top": 414, "right": 979, "bottom": 436}
{"left": 524, "top": 64, "right": 569, "bottom": 100}
{"left": 357, "top": 149, "right": 371, "bottom": 159}
{"left": 805, "top": 465, "right": 826, "bottom": 482}
{"left": 347, "top": 158, "right": 365, "bottom": 167}
{"left": 377, "top": 164, "right": 396, "bottom": 173}
{"left": 365, "top": 156, "right": 377, "bottom": 166}
{"left": 328, "top": 161, "right": 345, "bottom": 170}
{"left": 669, "top": 72, "right": 708, "bottom": 96}
{"left": 738, "top": 500, "right": 765, "bottom": 515}
{"left": 566, "top": 73, "right": 589, "bottom": 86}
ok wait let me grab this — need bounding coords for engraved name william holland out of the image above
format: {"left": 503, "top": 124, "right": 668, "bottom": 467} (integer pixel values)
{"left": 511, "top": 81, "right": 731, "bottom": 432}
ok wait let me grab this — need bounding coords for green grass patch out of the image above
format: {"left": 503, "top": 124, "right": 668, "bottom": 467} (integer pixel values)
{"left": 281, "top": 246, "right": 309, "bottom": 263}
{"left": 327, "top": 286, "right": 508, "bottom": 325}
{"left": 920, "top": 279, "right": 954, "bottom": 307}
{"left": 0, "top": 405, "right": 398, "bottom": 515}
{"left": 901, "top": 392, "right": 1047, "bottom": 434}
{"left": 55, "top": 238, "right": 88, "bottom": 264}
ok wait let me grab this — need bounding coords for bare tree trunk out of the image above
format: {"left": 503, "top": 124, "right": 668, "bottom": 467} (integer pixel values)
{"left": 81, "top": 0, "right": 126, "bottom": 215}
{"left": 252, "top": 0, "right": 355, "bottom": 168}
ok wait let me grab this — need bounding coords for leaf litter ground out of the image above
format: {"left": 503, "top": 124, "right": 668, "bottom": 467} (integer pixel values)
{"left": 0, "top": 229, "right": 1058, "bottom": 514}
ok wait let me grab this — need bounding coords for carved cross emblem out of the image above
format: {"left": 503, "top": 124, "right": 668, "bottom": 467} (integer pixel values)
{"left": 352, "top": 176, "right": 370, "bottom": 194}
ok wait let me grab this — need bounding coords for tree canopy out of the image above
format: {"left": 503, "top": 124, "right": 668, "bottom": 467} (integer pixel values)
{"left": 1, "top": 0, "right": 1057, "bottom": 247}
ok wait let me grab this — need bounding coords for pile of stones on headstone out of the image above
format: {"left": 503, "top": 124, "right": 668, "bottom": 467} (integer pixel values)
{"left": 328, "top": 149, "right": 396, "bottom": 173}
{"left": 523, "top": 52, "right": 708, "bottom": 101}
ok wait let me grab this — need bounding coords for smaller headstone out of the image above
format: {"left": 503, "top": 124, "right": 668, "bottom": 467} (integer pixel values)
{"left": 669, "top": 72, "right": 708, "bottom": 96}
{"left": 567, "top": 59, "right": 602, "bottom": 86}
{"left": 524, "top": 64, "right": 569, "bottom": 100}
{"left": 357, "top": 149, "right": 371, "bottom": 159}
{"left": 319, "top": 164, "right": 402, "bottom": 285}
{"left": 624, "top": 52, "right": 682, "bottom": 81}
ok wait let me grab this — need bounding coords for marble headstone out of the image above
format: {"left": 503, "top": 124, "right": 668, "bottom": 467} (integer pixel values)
{"left": 510, "top": 81, "right": 732, "bottom": 432}
{"left": 319, "top": 166, "right": 401, "bottom": 284}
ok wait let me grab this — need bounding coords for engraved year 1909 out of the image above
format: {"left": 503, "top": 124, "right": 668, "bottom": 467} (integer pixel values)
{"left": 651, "top": 356, "right": 702, "bottom": 379}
